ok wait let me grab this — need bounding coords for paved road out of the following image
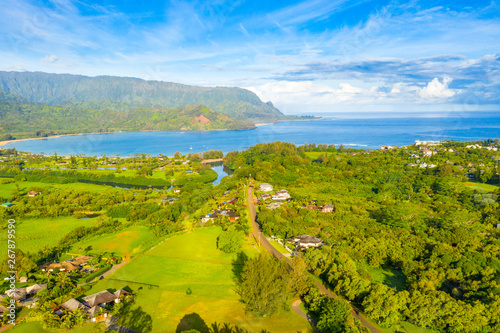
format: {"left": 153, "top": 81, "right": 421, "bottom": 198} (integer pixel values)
{"left": 246, "top": 185, "right": 380, "bottom": 333}
{"left": 292, "top": 299, "right": 319, "bottom": 332}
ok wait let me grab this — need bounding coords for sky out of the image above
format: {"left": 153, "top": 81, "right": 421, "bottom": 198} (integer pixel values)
{"left": 0, "top": 0, "right": 499, "bottom": 114}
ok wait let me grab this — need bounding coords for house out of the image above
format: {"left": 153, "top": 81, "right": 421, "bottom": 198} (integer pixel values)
{"left": 1, "top": 202, "right": 13, "bottom": 208}
{"left": 61, "top": 298, "right": 89, "bottom": 312}
{"left": 8, "top": 288, "right": 27, "bottom": 301}
{"left": 26, "top": 284, "right": 47, "bottom": 296}
{"left": 289, "top": 235, "right": 324, "bottom": 249}
{"left": 83, "top": 290, "right": 117, "bottom": 308}
{"left": 200, "top": 209, "right": 240, "bottom": 224}
{"left": 272, "top": 190, "right": 291, "bottom": 201}
{"left": 259, "top": 183, "right": 273, "bottom": 192}
{"left": 224, "top": 190, "right": 231, "bottom": 195}
{"left": 19, "top": 276, "right": 28, "bottom": 283}
{"left": 427, "top": 164, "right": 437, "bottom": 168}
{"left": 40, "top": 261, "right": 81, "bottom": 273}
{"left": 421, "top": 149, "right": 437, "bottom": 157}
{"left": 380, "top": 146, "right": 394, "bottom": 150}
{"left": 321, "top": 204, "right": 334, "bottom": 213}
{"left": 161, "top": 197, "right": 179, "bottom": 204}
{"left": 260, "top": 193, "right": 271, "bottom": 200}
{"left": 173, "top": 188, "right": 181, "bottom": 193}
{"left": 28, "top": 191, "right": 39, "bottom": 197}
{"left": 266, "top": 202, "right": 283, "bottom": 210}
{"left": 305, "top": 205, "right": 318, "bottom": 211}
{"left": 186, "top": 170, "right": 193, "bottom": 175}
{"left": 407, "top": 163, "right": 418, "bottom": 167}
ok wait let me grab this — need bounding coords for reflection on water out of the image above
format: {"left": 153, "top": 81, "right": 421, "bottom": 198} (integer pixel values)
{"left": 207, "top": 161, "right": 233, "bottom": 185}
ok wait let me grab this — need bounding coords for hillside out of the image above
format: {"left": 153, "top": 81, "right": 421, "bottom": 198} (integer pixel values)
{"left": 0, "top": 71, "right": 286, "bottom": 122}
{"left": 0, "top": 92, "right": 253, "bottom": 140}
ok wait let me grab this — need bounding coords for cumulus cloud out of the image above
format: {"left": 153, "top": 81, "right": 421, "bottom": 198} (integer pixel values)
{"left": 418, "top": 76, "right": 457, "bottom": 99}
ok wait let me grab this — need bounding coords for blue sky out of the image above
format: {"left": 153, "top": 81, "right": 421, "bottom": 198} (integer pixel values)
{"left": 0, "top": 0, "right": 499, "bottom": 114}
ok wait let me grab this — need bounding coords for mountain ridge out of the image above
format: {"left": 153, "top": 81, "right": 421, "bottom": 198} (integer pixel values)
{"left": 0, "top": 71, "right": 285, "bottom": 122}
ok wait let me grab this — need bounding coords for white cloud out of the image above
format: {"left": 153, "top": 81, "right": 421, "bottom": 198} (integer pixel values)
{"left": 418, "top": 76, "right": 457, "bottom": 99}
{"left": 41, "top": 54, "right": 59, "bottom": 64}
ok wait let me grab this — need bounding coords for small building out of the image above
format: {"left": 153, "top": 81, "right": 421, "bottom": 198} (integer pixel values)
{"left": 321, "top": 204, "right": 334, "bottom": 213}
{"left": 26, "top": 283, "right": 47, "bottom": 296}
{"left": 186, "top": 170, "right": 193, "bottom": 175}
{"left": 19, "top": 276, "right": 28, "bottom": 283}
{"left": 266, "top": 202, "right": 284, "bottom": 210}
{"left": 260, "top": 193, "right": 271, "bottom": 200}
{"left": 61, "top": 298, "right": 89, "bottom": 312}
{"left": 259, "top": 183, "right": 273, "bottom": 192}
{"left": 289, "top": 235, "right": 324, "bottom": 250}
{"left": 380, "top": 146, "right": 394, "bottom": 150}
{"left": 83, "top": 290, "right": 117, "bottom": 308}
{"left": 113, "top": 289, "right": 132, "bottom": 303}
{"left": 272, "top": 190, "right": 291, "bottom": 201}
{"left": 28, "top": 191, "right": 39, "bottom": 197}
{"left": 200, "top": 209, "right": 240, "bottom": 224}
{"left": 1, "top": 202, "right": 13, "bottom": 207}
{"left": 173, "top": 188, "right": 181, "bottom": 193}
{"left": 8, "top": 288, "right": 27, "bottom": 301}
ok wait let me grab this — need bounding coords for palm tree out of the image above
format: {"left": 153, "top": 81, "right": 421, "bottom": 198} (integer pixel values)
{"left": 56, "top": 272, "right": 72, "bottom": 288}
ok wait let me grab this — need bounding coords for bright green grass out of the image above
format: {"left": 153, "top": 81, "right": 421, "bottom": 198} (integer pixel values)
{"left": 364, "top": 265, "right": 406, "bottom": 291}
{"left": 9, "top": 321, "right": 106, "bottom": 333}
{"left": 0, "top": 216, "right": 98, "bottom": 257}
{"left": 73, "top": 225, "right": 158, "bottom": 256}
{"left": 463, "top": 181, "right": 500, "bottom": 192}
{"left": 92, "top": 227, "right": 311, "bottom": 333}
{"left": 268, "top": 240, "right": 290, "bottom": 254}
{"left": 304, "top": 151, "right": 335, "bottom": 160}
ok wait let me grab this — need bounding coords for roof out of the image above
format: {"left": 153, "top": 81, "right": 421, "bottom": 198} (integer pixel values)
{"left": 87, "top": 305, "right": 100, "bottom": 317}
{"left": 26, "top": 284, "right": 47, "bottom": 294}
{"left": 114, "top": 289, "right": 131, "bottom": 298}
{"left": 82, "top": 290, "right": 117, "bottom": 307}
{"left": 61, "top": 298, "right": 88, "bottom": 312}
{"left": 1, "top": 202, "right": 13, "bottom": 207}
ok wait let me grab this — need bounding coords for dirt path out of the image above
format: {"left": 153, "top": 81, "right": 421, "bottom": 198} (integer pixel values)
{"left": 246, "top": 185, "right": 381, "bottom": 333}
{"left": 291, "top": 299, "right": 319, "bottom": 332}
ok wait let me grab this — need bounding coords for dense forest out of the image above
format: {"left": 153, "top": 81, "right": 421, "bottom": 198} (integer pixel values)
{"left": 224, "top": 140, "right": 500, "bottom": 332}
{"left": 0, "top": 71, "right": 287, "bottom": 122}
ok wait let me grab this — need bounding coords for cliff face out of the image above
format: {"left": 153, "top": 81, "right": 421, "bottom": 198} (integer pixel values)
{"left": 0, "top": 71, "right": 285, "bottom": 121}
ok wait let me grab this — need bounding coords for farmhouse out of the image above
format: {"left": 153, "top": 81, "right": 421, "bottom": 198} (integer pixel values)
{"left": 259, "top": 183, "right": 273, "bottom": 192}
{"left": 289, "top": 235, "right": 324, "bottom": 249}
{"left": 201, "top": 209, "right": 240, "bottom": 223}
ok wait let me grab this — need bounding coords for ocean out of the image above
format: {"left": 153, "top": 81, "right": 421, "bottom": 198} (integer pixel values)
{"left": 3, "top": 111, "right": 500, "bottom": 156}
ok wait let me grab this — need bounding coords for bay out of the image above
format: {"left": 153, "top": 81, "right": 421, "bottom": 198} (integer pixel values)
{"left": 3, "top": 111, "right": 500, "bottom": 156}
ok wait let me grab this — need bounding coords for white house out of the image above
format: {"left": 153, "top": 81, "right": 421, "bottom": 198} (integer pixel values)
{"left": 259, "top": 183, "right": 273, "bottom": 192}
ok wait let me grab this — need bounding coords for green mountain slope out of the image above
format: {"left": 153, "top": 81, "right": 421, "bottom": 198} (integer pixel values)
{"left": 0, "top": 92, "right": 253, "bottom": 140}
{"left": 0, "top": 71, "right": 285, "bottom": 121}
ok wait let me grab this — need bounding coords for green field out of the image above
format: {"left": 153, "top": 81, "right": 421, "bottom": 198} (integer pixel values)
{"left": 9, "top": 321, "right": 105, "bottom": 333}
{"left": 74, "top": 225, "right": 159, "bottom": 256}
{"left": 304, "top": 151, "right": 335, "bottom": 160}
{"left": 463, "top": 181, "right": 500, "bottom": 192}
{"left": 0, "top": 216, "right": 98, "bottom": 257}
{"left": 89, "top": 227, "right": 312, "bottom": 333}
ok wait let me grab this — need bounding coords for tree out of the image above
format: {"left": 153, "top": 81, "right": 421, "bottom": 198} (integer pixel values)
{"left": 217, "top": 229, "right": 244, "bottom": 253}
{"left": 316, "top": 297, "right": 350, "bottom": 333}
{"left": 238, "top": 253, "right": 289, "bottom": 316}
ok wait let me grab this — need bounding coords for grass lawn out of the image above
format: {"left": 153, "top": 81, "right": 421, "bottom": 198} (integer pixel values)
{"left": 89, "top": 227, "right": 312, "bottom": 333}
{"left": 9, "top": 321, "right": 106, "bottom": 333}
{"left": 268, "top": 240, "right": 290, "bottom": 254}
{"left": 73, "top": 225, "right": 159, "bottom": 257}
{"left": 0, "top": 216, "right": 98, "bottom": 257}
{"left": 362, "top": 264, "right": 406, "bottom": 291}
{"left": 304, "top": 151, "right": 335, "bottom": 160}
{"left": 463, "top": 181, "right": 500, "bottom": 192}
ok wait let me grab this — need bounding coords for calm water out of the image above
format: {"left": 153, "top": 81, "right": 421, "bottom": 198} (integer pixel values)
{"left": 4, "top": 111, "right": 500, "bottom": 156}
